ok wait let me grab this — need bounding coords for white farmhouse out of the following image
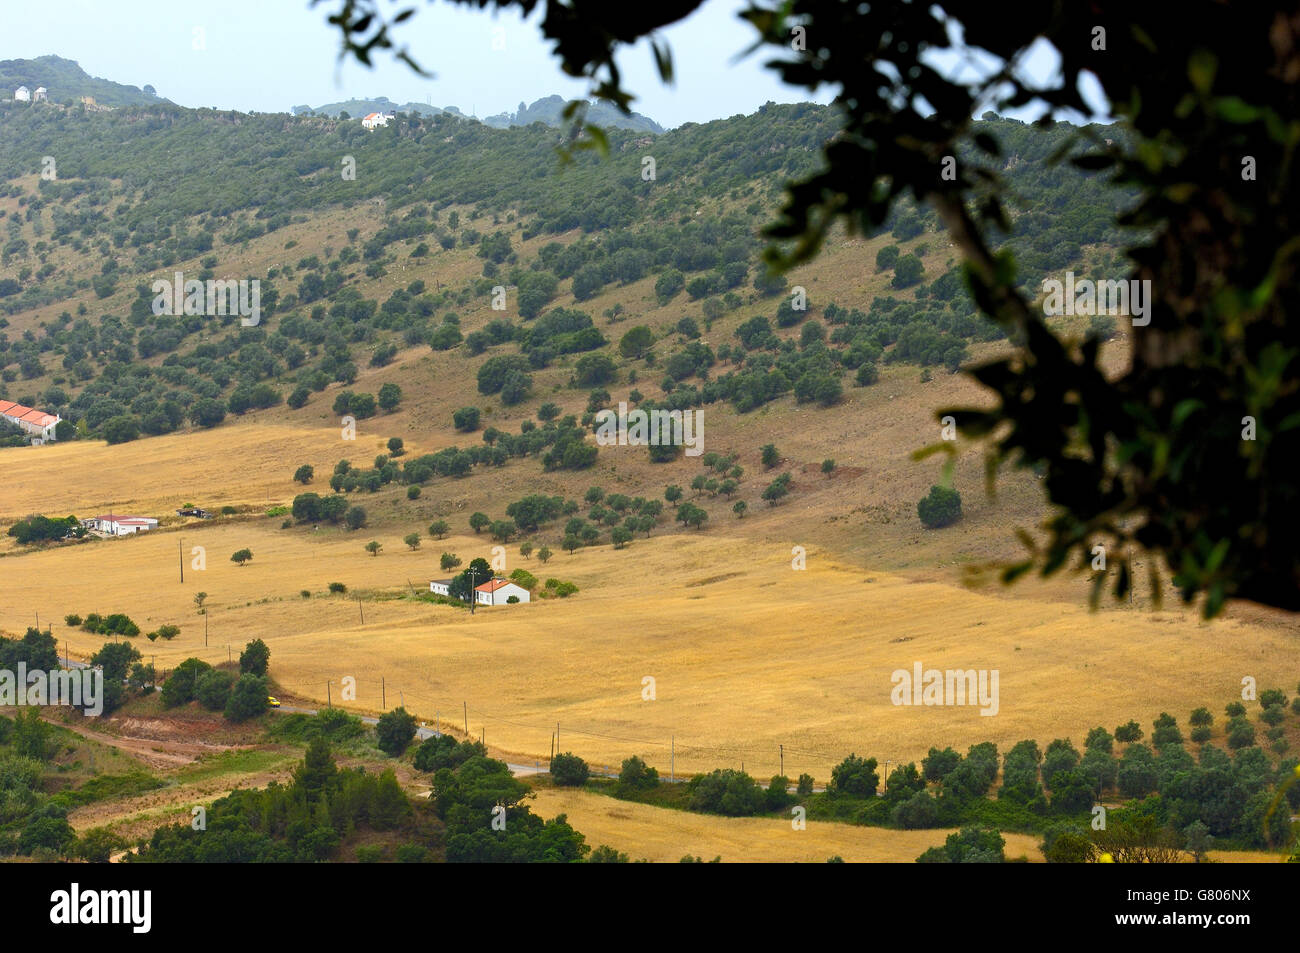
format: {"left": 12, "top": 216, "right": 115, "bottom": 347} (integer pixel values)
{"left": 0, "top": 400, "right": 61, "bottom": 442}
{"left": 361, "top": 111, "right": 394, "bottom": 130}
{"left": 14, "top": 86, "right": 30, "bottom": 102}
{"left": 429, "top": 578, "right": 453, "bottom": 597}
{"left": 475, "top": 578, "right": 530, "bottom": 605}
{"left": 33, "top": 87, "right": 47, "bottom": 102}
{"left": 84, "top": 514, "right": 159, "bottom": 537}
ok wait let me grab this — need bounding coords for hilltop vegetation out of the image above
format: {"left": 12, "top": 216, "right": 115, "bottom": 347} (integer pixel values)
{"left": 0, "top": 99, "right": 1128, "bottom": 456}
{"left": 0, "top": 55, "right": 167, "bottom": 108}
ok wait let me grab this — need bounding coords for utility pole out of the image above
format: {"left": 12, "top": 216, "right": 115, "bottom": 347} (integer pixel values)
{"left": 179, "top": 538, "right": 184, "bottom": 583}
{"left": 382, "top": 677, "right": 386, "bottom": 709}
{"left": 204, "top": 610, "right": 208, "bottom": 647}
{"left": 463, "top": 701, "right": 468, "bottom": 736}
{"left": 671, "top": 736, "right": 675, "bottom": 783}
{"left": 327, "top": 681, "right": 332, "bottom": 707}
{"left": 358, "top": 597, "right": 364, "bottom": 624}
{"left": 780, "top": 744, "right": 784, "bottom": 778}
{"left": 467, "top": 568, "right": 482, "bottom": 614}
{"left": 227, "top": 644, "right": 231, "bottom": 664}
{"left": 555, "top": 722, "right": 559, "bottom": 750}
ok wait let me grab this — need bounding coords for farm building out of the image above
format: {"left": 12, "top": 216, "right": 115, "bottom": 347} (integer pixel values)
{"left": 0, "top": 400, "right": 61, "bottom": 442}
{"left": 83, "top": 514, "right": 159, "bottom": 536}
{"left": 429, "top": 578, "right": 453, "bottom": 597}
{"left": 475, "top": 578, "right": 530, "bottom": 605}
{"left": 14, "top": 86, "right": 30, "bottom": 102}
{"left": 361, "top": 111, "right": 394, "bottom": 129}
{"left": 33, "top": 87, "right": 47, "bottom": 101}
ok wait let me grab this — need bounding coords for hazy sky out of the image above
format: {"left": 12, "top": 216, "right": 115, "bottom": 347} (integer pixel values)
{"left": 0, "top": 1, "right": 1106, "bottom": 127}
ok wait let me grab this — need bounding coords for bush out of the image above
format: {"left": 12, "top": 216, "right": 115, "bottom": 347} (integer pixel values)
{"left": 328, "top": 582, "right": 347, "bottom": 593}
{"left": 1227, "top": 719, "right": 1256, "bottom": 749}
{"left": 1190, "top": 725, "right": 1213, "bottom": 743}
{"left": 550, "top": 752, "right": 590, "bottom": 786}
{"left": 830, "top": 754, "right": 879, "bottom": 797}
{"left": 1114, "top": 720, "right": 1144, "bottom": 743}
{"left": 375, "top": 707, "right": 418, "bottom": 756}
{"left": 617, "top": 755, "right": 660, "bottom": 792}
{"left": 688, "top": 769, "right": 766, "bottom": 816}
{"left": 239, "top": 638, "right": 270, "bottom": 676}
{"left": 195, "top": 670, "right": 235, "bottom": 711}
{"left": 893, "top": 790, "right": 941, "bottom": 828}
{"left": 917, "top": 485, "right": 962, "bottom": 528}
{"left": 224, "top": 674, "right": 270, "bottom": 722}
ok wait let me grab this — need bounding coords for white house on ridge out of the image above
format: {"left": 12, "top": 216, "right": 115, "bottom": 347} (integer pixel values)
{"left": 14, "top": 86, "right": 30, "bottom": 102}
{"left": 83, "top": 514, "right": 159, "bottom": 536}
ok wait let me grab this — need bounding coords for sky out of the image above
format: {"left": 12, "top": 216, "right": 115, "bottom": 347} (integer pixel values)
{"left": 0, "top": 0, "right": 1107, "bottom": 127}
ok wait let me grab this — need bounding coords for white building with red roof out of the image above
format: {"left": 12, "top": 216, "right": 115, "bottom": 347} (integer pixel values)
{"left": 0, "top": 400, "right": 61, "bottom": 442}
{"left": 84, "top": 514, "right": 159, "bottom": 537}
{"left": 474, "top": 578, "right": 530, "bottom": 605}
{"left": 361, "top": 111, "right": 393, "bottom": 130}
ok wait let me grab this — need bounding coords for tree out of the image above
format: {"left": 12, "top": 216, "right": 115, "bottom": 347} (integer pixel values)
{"left": 453, "top": 406, "right": 481, "bottom": 431}
{"left": 469, "top": 511, "right": 491, "bottom": 534}
{"left": 428, "top": 520, "right": 449, "bottom": 539}
{"left": 830, "top": 754, "right": 879, "bottom": 797}
{"left": 231, "top": 548, "right": 253, "bottom": 566}
{"left": 345, "top": 506, "right": 367, "bottom": 530}
{"left": 101, "top": 415, "right": 139, "bottom": 444}
{"left": 619, "top": 325, "right": 655, "bottom": 359}
{"left": 378, "top": 382, "right": 402, "bottom": 412}
{"left": 366, "top": 540, "right": 383, "bottom": 556}
{"left": 440, "top": 552, "right": 462, "bottom": 571}
{"left": 618, "top": 755, "right": 660, "bottom": 792}
{"left": 550, "top": 752, "right": 590, "bottom": 786}
{"left": 404, "top": 532, "right": 421, "bottom": 550}
{"left": 821, "top": 458, "right": 836, "bottom": 476}
{"left": 293, "top": 464, "right": 315, "bottom": 484}
{"left": 224, "top": 674, "right": 270, "bottom": 722}
{"left": 321, "top": 0, "right": 1300, "bottom": 620}
{"left": 891, "top": 253, "right": 924, "bottom": 288}
{"left": 664, "top": 485, "right": 683, "bottom": 504}
{"left": 537, "top": 545, "right": 552, "bottom": 564}
{"left": 733, "top": 500, "right": 747, "bottom": 518}
{"left": 1115, "top": 721, "right": 1144, "bottom": 744}
{"left": 917, "top": 485, "right": 962, "bottom": 529}
{"left": 239, "top": 638, "right": 270, "bottom": 676}
{"left": 760, "top": 444, "right": 780, "bottom": 469}
{"left": 1184, "top": 820, "right": 1213, "bottom": 863}
{"left": 519, "top": 541, "right": 534, "bottom": 559}
{"left": 375, "top": 706, "right": 417, "bottom": 756}
{"left": 611, "top": 526, "right": 632, "bottom": 548}
{"left": 387, "top": 437, "right": 405, "bottom": 456}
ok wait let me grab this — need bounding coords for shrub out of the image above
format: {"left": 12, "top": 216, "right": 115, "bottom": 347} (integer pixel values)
{"left": 618, "top": 755, "right": 659, "bottom": 793}
{"left": 328, "top": 582, "right": 347, "bottom": 593}
{"left": 224, "top": 674, "right": 270, "bottom": 722}
{"left": 830, "top": 754, "right": 879, "bottom": 797}
{"left": 375, "top": 707, "right": 418, "bottom": 756}
{"left": 1114, "top": 720, "right": 1144, "bottom": 743}
{"left": 550, "top": 752, "right": 590, "bottom": 786}
{"left": 917, "top": 485, "right": 962, "bottom": 528}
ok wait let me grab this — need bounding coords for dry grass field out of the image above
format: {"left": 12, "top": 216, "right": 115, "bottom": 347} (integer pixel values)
{"left": 2, "top": 413, "right": 1294, "bottom": 784}
{"left": 3, "top": 174, "right": 1297, "bottom": 859}
{"left": 528, "top": 786, "right": 1046, "bottom": 862}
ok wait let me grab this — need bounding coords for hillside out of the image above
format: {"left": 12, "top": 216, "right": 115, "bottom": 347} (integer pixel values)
{"left": 0, "top": 55, "right": 168, "bottom": 107}
{"left": 2, "top": 90, "right": 1294, "bottom": 863}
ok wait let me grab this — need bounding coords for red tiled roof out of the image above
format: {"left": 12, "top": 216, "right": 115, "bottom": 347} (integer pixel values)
{"left": 475, "top": 578, "right": 514, "bottom": 593}
{"left": 17, "top": 408, "right": 57, "bottom": 427}
{"left": 0, "top": 400, "right": 29, "bottom": 416}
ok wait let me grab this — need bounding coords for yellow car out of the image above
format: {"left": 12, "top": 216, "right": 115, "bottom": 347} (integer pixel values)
{"left": 267, "top": 696, "right": 281, "bottom": 708}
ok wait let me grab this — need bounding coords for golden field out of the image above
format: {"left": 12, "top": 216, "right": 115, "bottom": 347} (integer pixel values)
{"left": 2, "top": 413, "right": 1294, "bottom": 784}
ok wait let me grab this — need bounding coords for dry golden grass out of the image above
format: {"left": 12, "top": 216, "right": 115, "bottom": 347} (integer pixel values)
{"left": 528, "top": 786, "right": 1044, "bottom": 862}
{"left": 3, "top": 420, "right": 1293, "bottom": 783}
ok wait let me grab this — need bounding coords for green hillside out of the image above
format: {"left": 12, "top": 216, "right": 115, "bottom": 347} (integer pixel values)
{"left": 0, "top": 55, "right": 168, "bottom": 108}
